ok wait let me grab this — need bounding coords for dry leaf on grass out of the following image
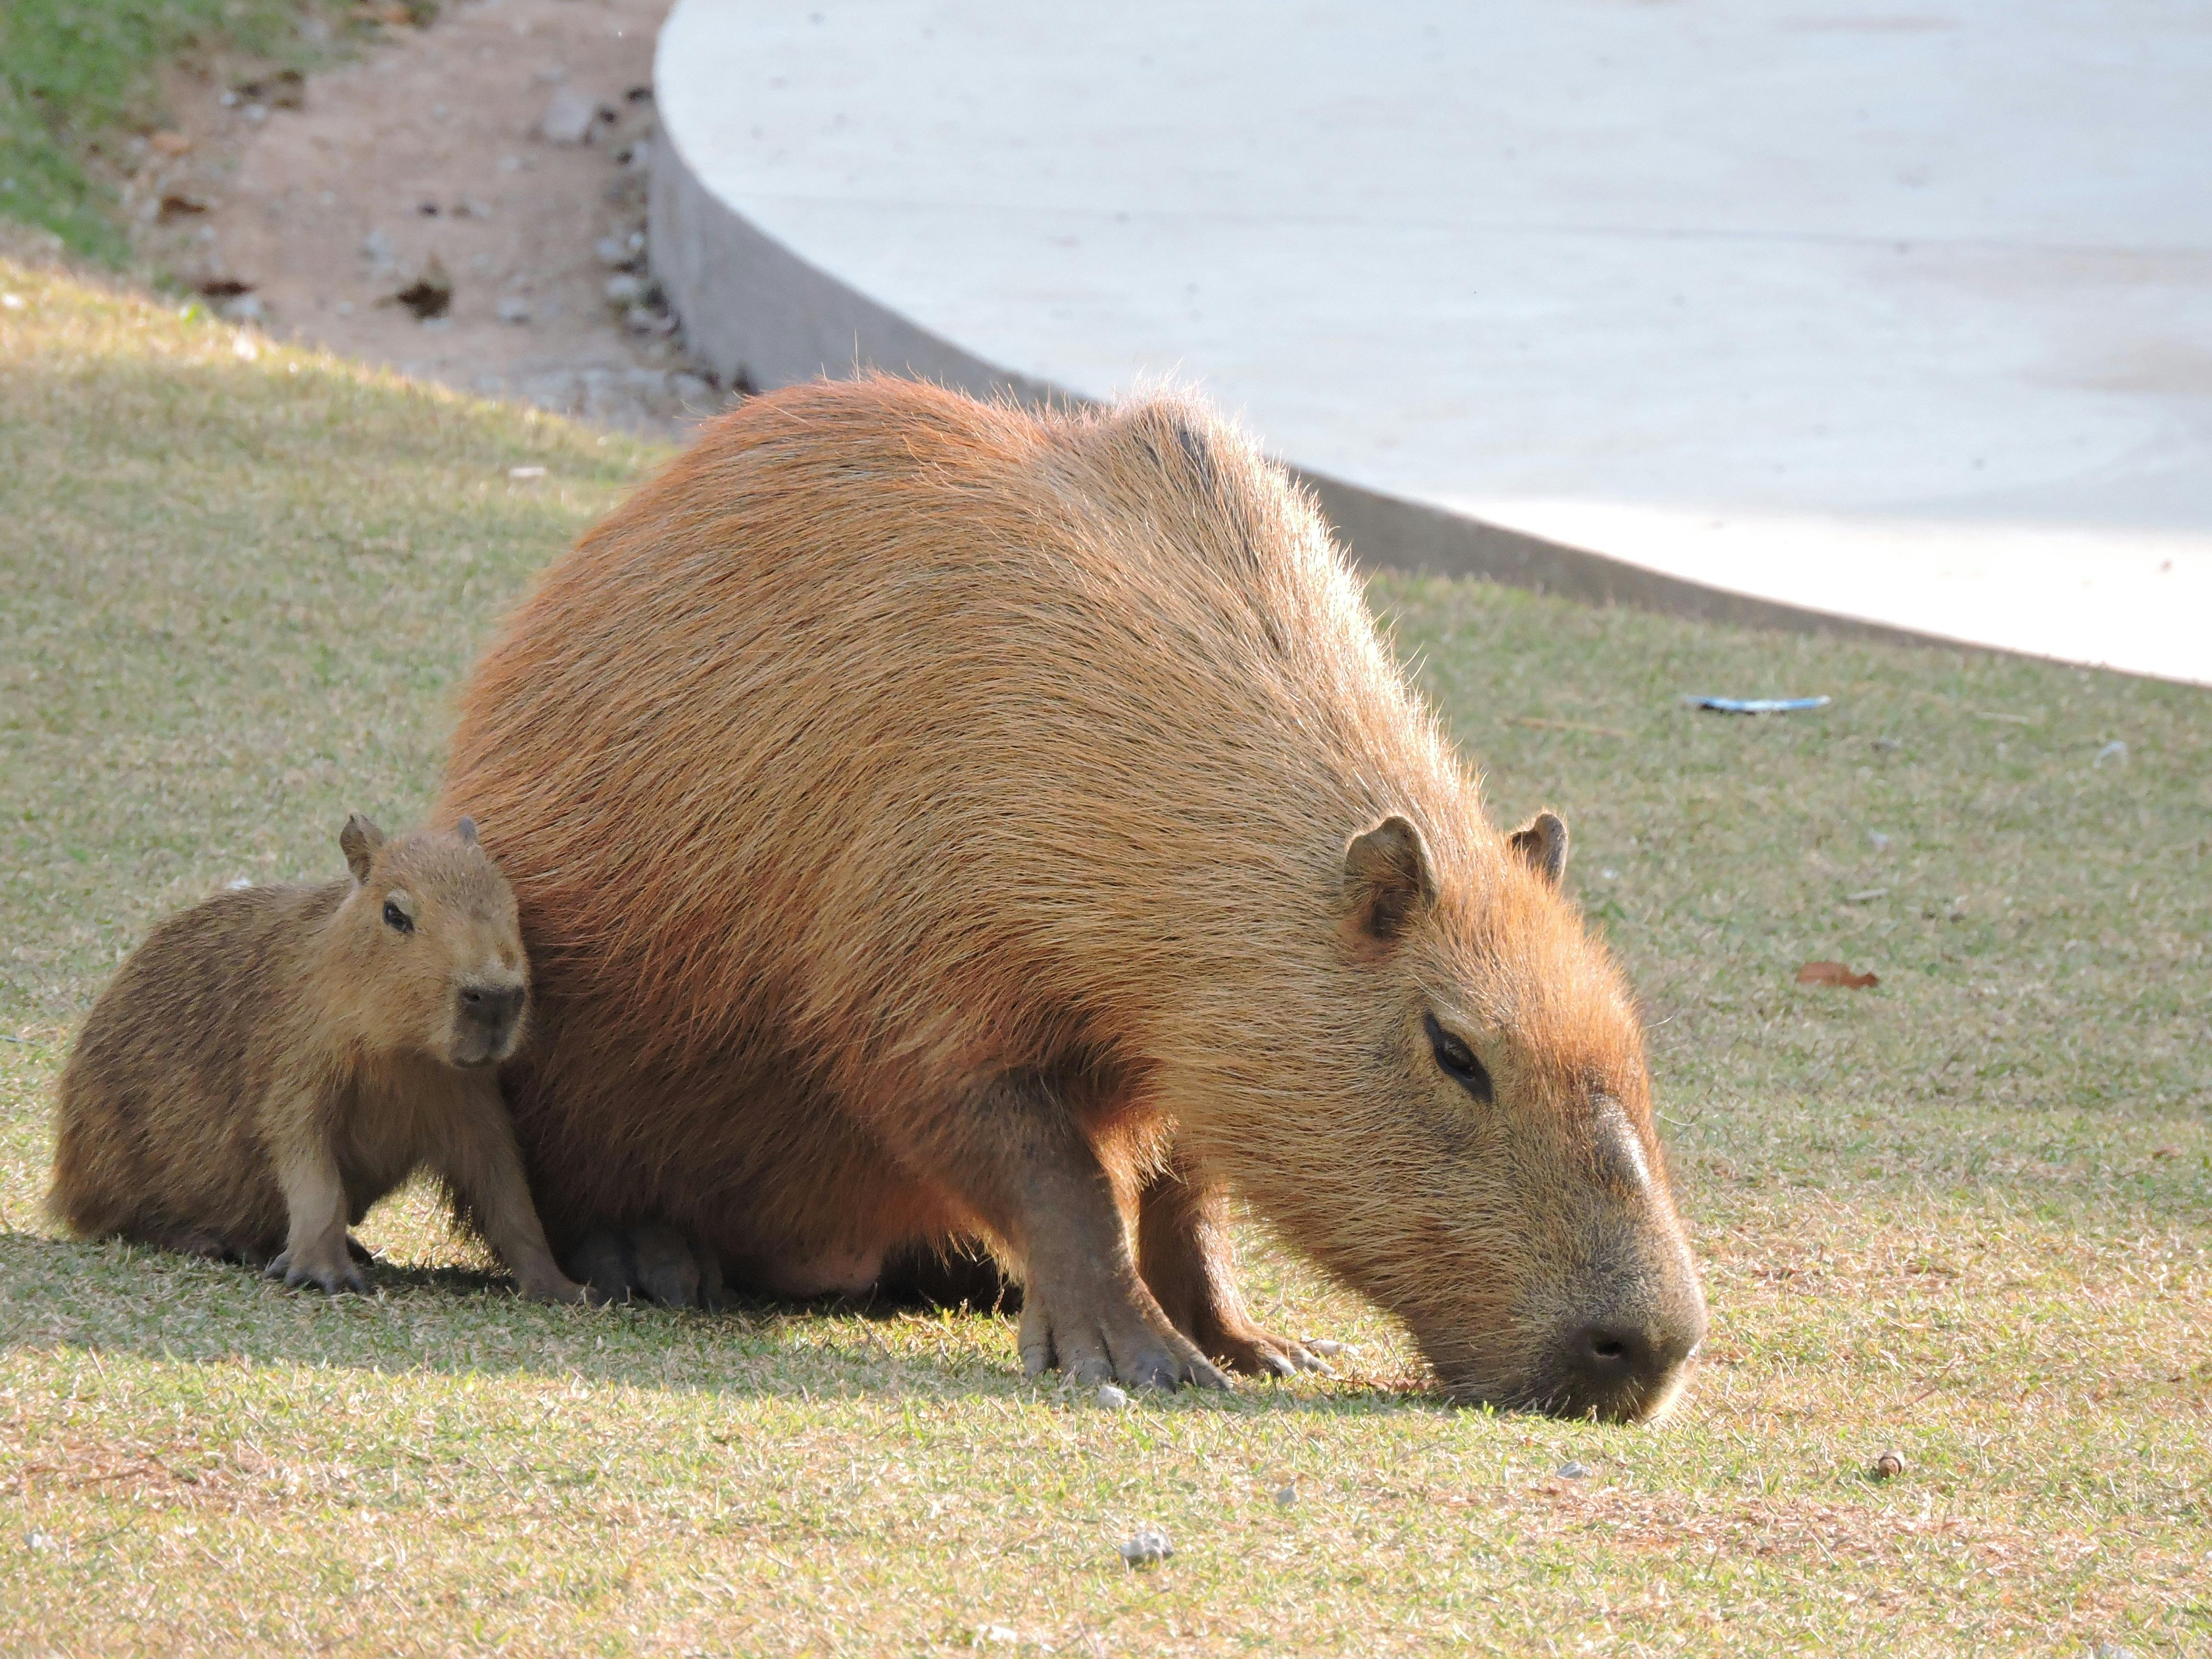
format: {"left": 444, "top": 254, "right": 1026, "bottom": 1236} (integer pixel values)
{"left": 1797, "top": 960, "right": 1878, "bottom": 989}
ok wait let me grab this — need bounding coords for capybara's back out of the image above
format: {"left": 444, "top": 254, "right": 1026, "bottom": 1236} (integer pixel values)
{"left": 441, "top": 377, "right": 1707, "bottom": 1416}
{"left": 50, "top": 885, "right": 333, "bottom": 1255}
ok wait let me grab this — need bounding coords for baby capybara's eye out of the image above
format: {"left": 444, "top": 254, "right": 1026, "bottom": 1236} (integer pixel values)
{"left": 1424, "top": 1013, "right": 1493, "bottom": 1104}
{"left": 382, "top": 900, "right": 414, "bottom": 935}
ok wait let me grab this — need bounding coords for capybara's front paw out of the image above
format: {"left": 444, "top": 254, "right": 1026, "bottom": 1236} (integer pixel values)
{"left": 1018, "top": 1285, "right": 1230, "bottom": 1391}
{"left": 266, "top": 1241, "right": 369, "bottom": 1296}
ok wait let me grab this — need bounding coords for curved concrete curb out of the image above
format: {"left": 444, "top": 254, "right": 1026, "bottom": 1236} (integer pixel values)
{"left": 653, "top": 132, "right": 1937, "bottom": 651}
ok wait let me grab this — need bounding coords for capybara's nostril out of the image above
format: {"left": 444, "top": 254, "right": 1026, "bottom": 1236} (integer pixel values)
{"left": 457, "top": 983, "right": 525, "bottom": 1042}
{"left": 1555, "top": 1319, "right": 1696, "bottom": 1420}
{"left": 1577, "top": 1321, "right": 1647, "bottom": 1376}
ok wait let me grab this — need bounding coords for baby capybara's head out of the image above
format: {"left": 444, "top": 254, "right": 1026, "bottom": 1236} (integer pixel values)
{"left": 332, "top": 815, "right": 529, "bottom": 1070}
{"left": 1221, "top": 808, "right": 1707, "bottom": 1423}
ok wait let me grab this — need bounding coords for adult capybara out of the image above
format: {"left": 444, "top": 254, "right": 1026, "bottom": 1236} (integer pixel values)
{"left": 49, "top": 815, "right": 585, "bottom": 1305}
{"left": 438, "top": 376, "right": 1707, "bottom": 1419}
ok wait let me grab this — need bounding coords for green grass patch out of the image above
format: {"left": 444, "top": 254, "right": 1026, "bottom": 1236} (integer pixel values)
{"left": 1, "top": 262, "right": 2208, "bottom": 1654}
{"left": 0, "top": 0, "right": 349, "bottom": 262}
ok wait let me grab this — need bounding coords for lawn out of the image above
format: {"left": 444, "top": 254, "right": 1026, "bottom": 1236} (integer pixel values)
{"left": 1, "top": 257, "right": 2207, "bottom": 1656}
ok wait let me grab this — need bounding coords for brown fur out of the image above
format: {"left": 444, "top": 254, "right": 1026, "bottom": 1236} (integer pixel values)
{"left": 48, "top": 817, "right": 584, "bottom": 1304}
{"left": 436, "top": 376, "right": 1706, "bottom": 1416}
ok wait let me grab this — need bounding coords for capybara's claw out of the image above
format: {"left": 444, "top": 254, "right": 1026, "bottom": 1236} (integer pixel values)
{"left": 1215, "top": 1325, "right": 1334, "bottom": 1379}
{"left": 514, "top": 1267, "right": 593, "bottom": 1306}
{"left": 1020, "top": 1291, "right": 1230, "bottom": 1392}
{"left": 271, "top": 1244, "right": 366, "bottom": 1295}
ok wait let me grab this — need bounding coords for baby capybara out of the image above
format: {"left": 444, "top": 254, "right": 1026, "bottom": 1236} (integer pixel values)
{"left": 48, "top": 816, "right": 585, "bottom": 1304}
{"left": 439, "top": 377, "right": 1708, "bottom": 1419}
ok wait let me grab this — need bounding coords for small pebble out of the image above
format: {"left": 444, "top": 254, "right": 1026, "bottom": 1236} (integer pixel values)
{"left": 1094, "top": 1383, "right": 1129, "bottom": 1410}
{"left": 25, "top": 1529, "right": 57, "bottom": 1552}
{"left": 540, "top": 89, "right": 596, "bottom": 145}
{"left": 2094, "top": 740, "right": 2128, "bottom": 767}
{"left": 1273, "top": 1483, "right": 1297, "bottom": 1507}
{"left": 1870, "top": 1448, "right": 1906, "bottom": 1480}
{"left": 1118, "top": 1525, "right": 1172, "bottom": 1567}
{"left": 975, "top": 1625, "right": 1019, "bottom": 1647}
{"left": 1557, "top": 1460, "right": 1590, "bottom": 1479}
{"left": 1867, "top": 830, "right": 1891, "bottom": 852}
{"left": 508, "top": 465, "right": 548, "bottom": 481}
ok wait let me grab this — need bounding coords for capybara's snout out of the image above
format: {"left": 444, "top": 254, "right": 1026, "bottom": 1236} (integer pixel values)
{"left": 1538, "top": 1298, "right": 1708, "bottom": 1423}
{"left": 450, "top": 977, "right": 527, "bottom": 1068}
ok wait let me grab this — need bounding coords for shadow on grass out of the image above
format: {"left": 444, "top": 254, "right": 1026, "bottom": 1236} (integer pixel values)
{"left": 0, "top": 1229, "right": 1435, "bottom": 1417}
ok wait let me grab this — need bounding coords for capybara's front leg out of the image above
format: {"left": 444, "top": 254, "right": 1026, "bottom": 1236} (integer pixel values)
{"left": 436, "top": 1092, "right": 590, "bottom": 1305}
{"left": 956, "top": 1077, "right": 1228, "bottom": 1391}
{"left": 1137, "top": 1147, "right": 1330, "bottom": 1378}
{"left": 264, "top": 1096, "right": 369, "bottom": 1296}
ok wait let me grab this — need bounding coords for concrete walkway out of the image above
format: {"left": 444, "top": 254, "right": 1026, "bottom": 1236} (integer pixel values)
{"left": 650, "top": 0, "right": 2212, "bottom": 683}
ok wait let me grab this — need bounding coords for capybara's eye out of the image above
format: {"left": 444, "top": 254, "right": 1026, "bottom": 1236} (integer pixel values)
{"left": 1423, "top": 1013, "right": 1493, "bottom": 1104}
{"left": 382, "top": 899, "right": 414, "bottom": 935}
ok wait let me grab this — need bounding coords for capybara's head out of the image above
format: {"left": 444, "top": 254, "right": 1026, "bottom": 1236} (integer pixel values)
{"left": 1245, "top": 808, "right": 1706, "bottom": 1423}
{"left": 332, "top": 815, "right": 529, "bottom": 1070}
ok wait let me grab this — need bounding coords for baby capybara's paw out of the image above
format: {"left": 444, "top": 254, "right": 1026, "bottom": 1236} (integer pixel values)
{"left": 266, "top": 1238, "right": 370, "bottom": 1296}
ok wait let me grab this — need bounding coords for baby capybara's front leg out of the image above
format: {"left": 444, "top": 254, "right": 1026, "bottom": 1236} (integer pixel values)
{"left": 436, "top": 1093, "right": 590, "bottom": 1305}
{"left": 954, "top": 1077, "right": 1228, "bottom": 1391}
{"left": 1136, "top": 1148, "right": 1332, "bottom": 1378}
{"left": 263, "top": 1094, "right": 369, "bottom": 1296}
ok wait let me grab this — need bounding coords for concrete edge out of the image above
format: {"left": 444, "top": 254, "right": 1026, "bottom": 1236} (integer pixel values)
{"left": 650, "top": 102, "right": 1945, "bottom": 653}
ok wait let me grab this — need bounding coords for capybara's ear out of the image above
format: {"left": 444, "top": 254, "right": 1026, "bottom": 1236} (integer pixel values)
{"left": 456, "top": 816, "right": 479, "bottom": 845}
{"left": 1341, "top": 815, "right": 1437, "bottom": 949}
{"left": 339, "top": 814, "right": 386, "bottom": 883}
{"left": 1507, "top": 811, "right": 1569, "bottom": 887}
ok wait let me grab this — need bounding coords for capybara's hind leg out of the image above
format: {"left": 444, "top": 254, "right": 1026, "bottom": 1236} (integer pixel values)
{"left": 568, "top": 1225, "right": 722, "bottom": 1310}
{"left": 629, "top": 1224, "right": 705, "bottom": 1309}
{"left": 1136, "top": 1150, "right": 1330, "bottom": 1378}
{"left": 564, "top": 1230, "right": 637, "bottom": 1304}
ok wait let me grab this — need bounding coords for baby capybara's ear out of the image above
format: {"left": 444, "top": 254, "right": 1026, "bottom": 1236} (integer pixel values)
{"left": 1340, "top": 815, "right": 1437, "bottom": 951}
{"left": 1507, "top": 811, "right": 1569, "bottom": 887}
{"left": 339, "top": 814, "right": 386, "bottom": 883}
{"left": 455, "top": 816, "right": 479, "bottom": 845}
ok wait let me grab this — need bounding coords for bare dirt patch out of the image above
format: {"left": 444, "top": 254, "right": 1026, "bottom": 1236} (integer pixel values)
{"left": 122, "top": 0, "right": 718, "bottom": 437}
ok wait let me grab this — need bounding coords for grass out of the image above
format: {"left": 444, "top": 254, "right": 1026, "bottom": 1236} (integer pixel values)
{"left": 1, "top": 257, "right": 2207, "bottom": 1655}
{"left": 0, "top": 0, "right": 350, "bottom": 263}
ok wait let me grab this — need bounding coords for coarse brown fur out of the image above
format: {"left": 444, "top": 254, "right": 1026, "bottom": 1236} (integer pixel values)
{"left": 436, "top": 376, "right": 1707, "bottom": 1417}
{"left": 48, "top": 817, "right": 585, "bottom": 1304}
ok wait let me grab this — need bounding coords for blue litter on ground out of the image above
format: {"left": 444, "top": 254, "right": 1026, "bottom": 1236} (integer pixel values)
{"left": 1684, "top": 695, "right": 1832, "bottom": 715}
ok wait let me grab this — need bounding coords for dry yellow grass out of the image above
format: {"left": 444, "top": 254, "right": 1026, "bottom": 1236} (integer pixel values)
{"left": 1, "top": 258, "right": 2206, "bottom": 1655}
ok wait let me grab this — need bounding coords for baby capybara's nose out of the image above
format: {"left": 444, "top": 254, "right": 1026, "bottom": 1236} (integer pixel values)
{"left": 456, "top": 982, "right": 526, "bottom": 1050}
{"left": 1556, "top": 1311, "right": 1705, "bottom": 1422}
